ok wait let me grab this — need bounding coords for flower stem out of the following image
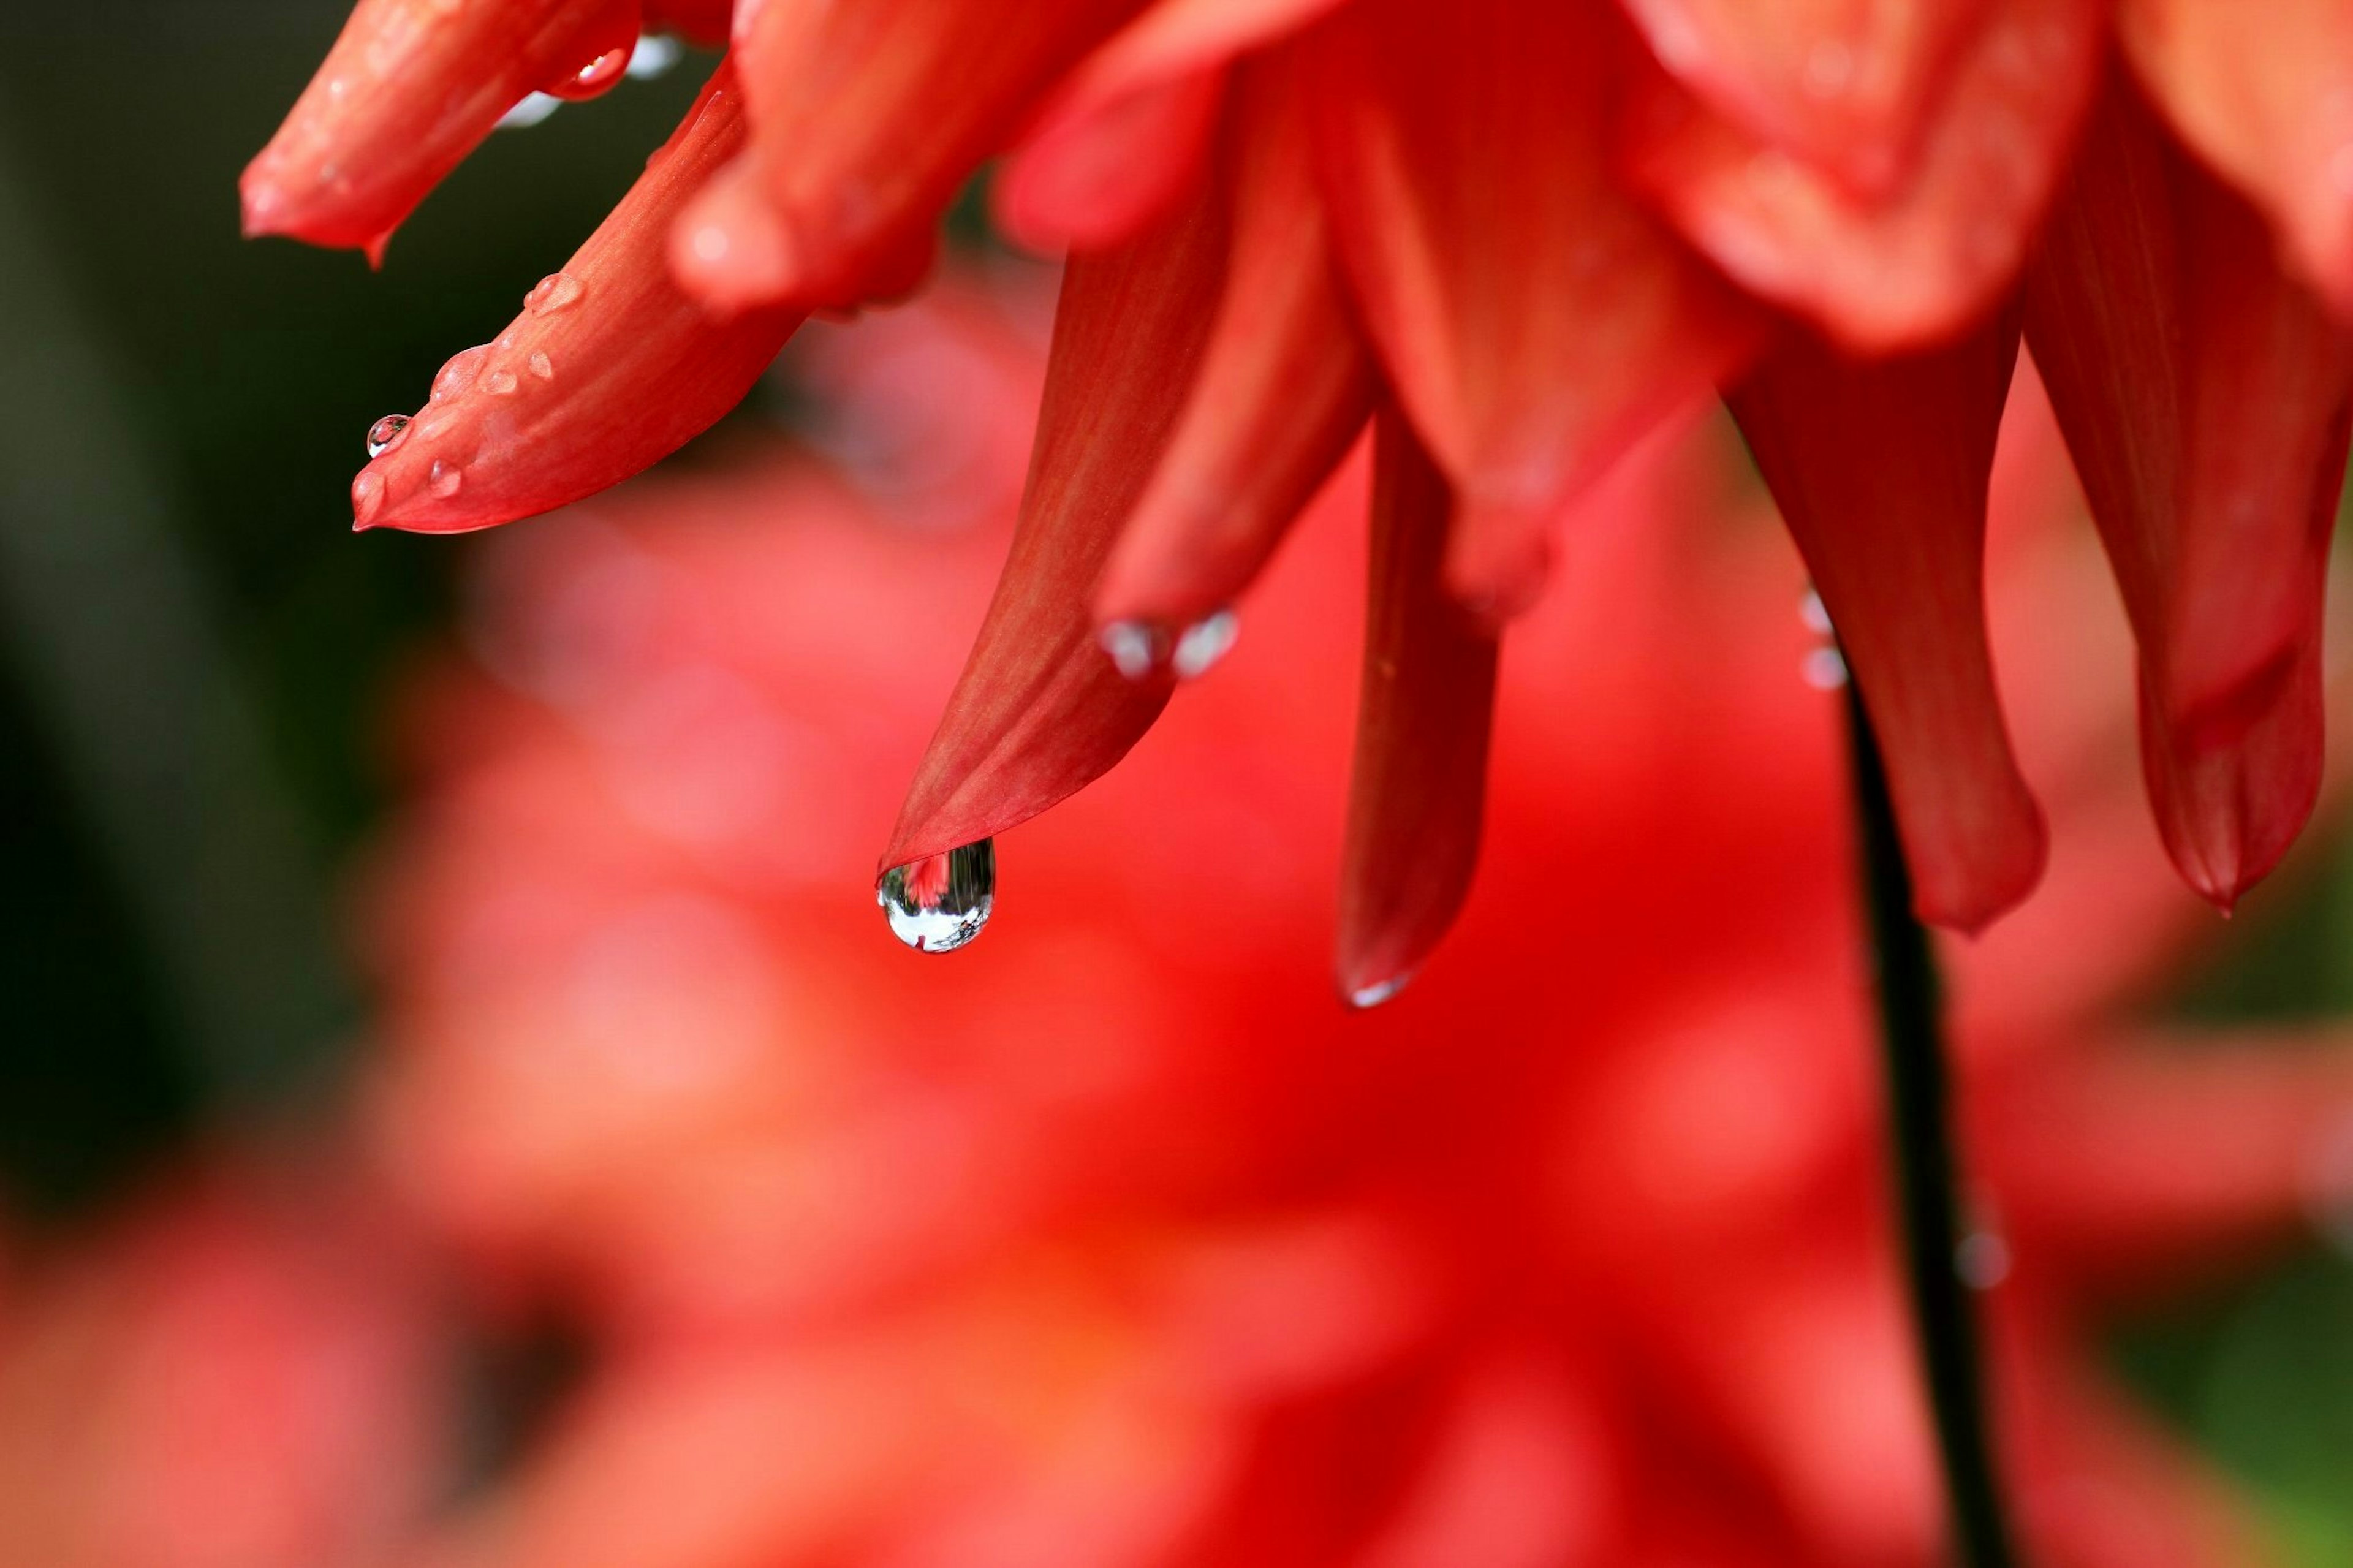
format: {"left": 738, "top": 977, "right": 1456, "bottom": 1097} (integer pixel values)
{"left": 1842, "top": 683, "right": 2021, "bottom": 1568}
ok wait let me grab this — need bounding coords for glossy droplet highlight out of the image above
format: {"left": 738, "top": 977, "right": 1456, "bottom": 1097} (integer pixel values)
{"left": 1802, "top": 646, "right": 1849, "bottom": 691}
{"left": 528, "top": 351, "right": 555, "bottom": 381}
{"left": 526, "top": 272, "right": 585, "bottom": 316}
{"left": 572, "top": 45, "right": 631, "bottom": 95}
{"left": 429, "top": 459, "right": 465, "bottom": 499}
{"left": 1349, "top": 974, "right": 1411, "bottom": 1010}
{"left": 1172, "top": 609, "right": 1238, "bottom": 680}
{"left": 483, "top": 369, "right": 518, "bottom": 396}
{"left": 877, "top": 840, "right": 996, "bottom": 953}
{"left": 351, "top": 470, "right": 385, "bottom": 525}
{"left": 1099, "top": 620, "right": 1168, "bottom": 681}
{"left": 431, "top": 346, "right": 488, "bottom": 401}
{"left": 365, "top": 414, "right": 411, "bottom": 458}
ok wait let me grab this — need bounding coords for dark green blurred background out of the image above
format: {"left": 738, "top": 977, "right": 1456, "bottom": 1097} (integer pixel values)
{"left": 0, "top": 4, "right": 2347, "bottom": 1558}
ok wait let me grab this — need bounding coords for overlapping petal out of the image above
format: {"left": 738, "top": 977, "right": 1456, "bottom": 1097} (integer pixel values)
{"left": 1615, "top": 0, "right": 1993, "bottom": 197}
{"left": 2120, "top": 0, "right": 2353, "bottom": 319}
{"left": 2025, "top": 75, "right": 2353, "bottom": 908}
{"left": 1626, "top": 0, "right": 2105, "bottom": 351}
{"left": 879, "top": 170, "right": 1230, "bottom": 872}
{"left": 1094, "top": 66, "right": 1376, "bottom": 630}
{"left": 675, "top": 0, "right": 1153, "bottom": 311}
{"left": 1301, "top": 0, "right": 1760, "bottom": 616}
{"left": 242, "top": 0, "right": 641, "bottom": 259}
{"left": 1730, "top": 313, "right": 2046, "bottom": 931}
{"left": 352, "top": 63, "right": 803, "bottom": 535}
{"left": 1335, "top": 409, "right": 1500, "bottom": 1007}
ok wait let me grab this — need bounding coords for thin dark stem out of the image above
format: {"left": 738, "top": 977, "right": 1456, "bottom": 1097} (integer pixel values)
{"left": 1843, "top": 682, "right": 2021, "bottom": 1568}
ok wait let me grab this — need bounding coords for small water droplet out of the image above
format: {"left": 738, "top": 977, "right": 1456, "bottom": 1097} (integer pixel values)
{"left": 1172, "top": 608, "right": 1239, "bottom": 680}
{"left": 351, "top": 470, "right": 385, "bottom": 525}
{"left": 429, "top": 459, "right": 465, "bottom": 499}
{"left": 877, "top": 841, "right": 995, "bottom": 953}
{"left": 1099, "top": 620, "right": 1167, "bottom": 681}
{"left": 431, "top": 346, "right": 488, "bottom": 401}
{"left": 1798, "top": 588, "right": 1832, "bottom": 635}
{"left": 1955, "top": 1231, "right": 2012, "bottom": 1290}
{"left": 327, "top": 76, "right": 350, "bottom": 99}
{"left": 528, "top": 351, "right": 555, "bottom": 381}
{"left": 1802, "top": 647, "right": 1849, "bottom": 690}
{"left": 526, "top": 272, "right": 585, "bottom": 316}
{"left": 366, "top": 414, "right": 411, "bottom": 458}
{"left": 1349, "top": 974, "right": 1411, "bottom": 1010}
{"left": 573, "top": 45, "right": 631, "bottom": 94}
{"left": 483, "top": 368, "right": 518, "bottom": 396}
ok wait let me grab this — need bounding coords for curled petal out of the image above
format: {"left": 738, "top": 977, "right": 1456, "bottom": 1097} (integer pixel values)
{"left": 1335, "top": 408, "right": 1500, "bottom": 1007}
{"left": 879, "top": 169, "right": 1231, "bottom": 870}
{"left": 356, "top": 62, "right": 803, "bottom": 534}
{"left": 683, "top": 0, "right": 1153, "bottom": 310}
{"left": 1625, "top": 0, "right": 2104, "bottom": 352}
{"left": 242, "top": 0, "right": 640, "bottom": 257}
{"left": 1303, "top": 0, "right": 1760, "bottom": 616}
{"left": 995, "top": 0, "right": 1352, "bottom": 252}
{"left": 2024, "top": 75, "right": 2353, "bottom": 907}
{"left": 1730, "top": 313, "right": 2046, "bottom": 931}
{"left": 1095, "top": 65, "right": 1377, "bottom": 629}
{"left": 2121, "top": 0, "right": 2353, "bottom": 318}
{"left": 1616, "top": 0, "right": 1993, "bottom": 197}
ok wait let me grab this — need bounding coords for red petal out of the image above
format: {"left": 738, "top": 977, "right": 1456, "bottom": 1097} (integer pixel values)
{"left": 1615, "top": 0, "right": 1993, "bottom": 197}
{"left": 1335, "top": 408, "right": 1500, "bottom": 1007}
{"left": 994, "top": 0, "right": 1351, "bottom": 253}
{"left": 878, "top": 170, "right": 1231, "bottom": 871}
{"left": 1625, "top": 0, "right": 2105, "bottom": 352}
{"left": 641, "top": 0, "right": 732, "bottom": 44}
{"left": 241, "top": 0, "right": 640, "bottom": 256}
{"left": 678, "top": 0, "right": 1152, "bottom": 310}
{"left": 355, "top": 62, "right": 803, "bottom": 534}
{"left": 2121, "top": 0, "right": 2353, "bottom": 318}
{"left": 2024, "top": 75, "right": 2353, "bottom": 907}
{"left": 1094, "top": 64, "right": 1376, "bottom": 629}
{"left": 1730, "top": 313, "right": 2047, "bottom": 931}
{"left": 1302, "top": 0, "right": 1760, "bottom": 616}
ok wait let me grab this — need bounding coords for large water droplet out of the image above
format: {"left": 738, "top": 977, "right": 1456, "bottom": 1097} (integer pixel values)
{"left": 431, "top": 346, "right": 488, "bottom": 401}
{"left": 877, "top": 841, "right": 995, "bottom": 953}
{"left": 366, "top": 414, "right": 411, "bottom": 458}
{"left": 429, "top": 459, "right": 465, "bottom": 499}
{"left": 1172, "top": 608, "right": 1238, "bottom": 680}
{"left": 526, "top": 272, "right": 585, "bottom": 316}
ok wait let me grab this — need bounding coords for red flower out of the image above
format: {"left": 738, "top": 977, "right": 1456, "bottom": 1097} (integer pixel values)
{"left": 357, "top": 281, "right": 2353, "bottom": 1567}
{"left": 251, "top": 0, "right": 2353, "bottom": 991}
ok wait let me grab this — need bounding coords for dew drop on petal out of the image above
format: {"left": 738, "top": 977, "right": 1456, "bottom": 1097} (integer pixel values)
{"left": 1798, "top": 587, "right": 1832, "bottom": 635}
{"left": 572, "top": 45, "right": 631, "bottom": 95}
{"left": 526, "top": 272, "right": 585, "bottom": 316}
{"left": 1099, "top": 619, "right": 1167, "bottom": 681}
{"left": 429, "top": 459, "right": 465, "bottom": 499}
{"left": 1172, "top": 608, "right": 1239, "bottom": 680}
{"left": 351, "top": 470, "right": 385, "bottom": 525}
{"left": 431, "top": 346, "right": 488, "bottom": 401}
{"left": 1802, "top": 646, "right": 1849, "bottom": 690}
{"left": 365, "top": 414, "right": 411, "bottom": 458}
{"left": 1955, "top": 1231, "right": 2012, "bottom": 1290}
{"left": 1349, "top": 974, "right": 1411, "bottom": 1010}
{"left": 528, "top": 351, "right": 555, "bottom": 381}
{"left": 877, "top": 840, "right": 995, "bottom": 953}
{"left": 484, "top": 369, "right": 518, "bottom": 396}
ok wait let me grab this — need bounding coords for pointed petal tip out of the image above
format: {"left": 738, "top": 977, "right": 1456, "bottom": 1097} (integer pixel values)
{"left": 1911, "top": 804, "right": 2049, "bottom": 937}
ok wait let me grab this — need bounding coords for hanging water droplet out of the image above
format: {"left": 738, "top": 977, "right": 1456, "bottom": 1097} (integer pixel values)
{"left": 1802, "top": 646, "right": 1849, "bottom": 691}
{"left": 1798, "top": 587, "right": 1833, "bottom": 635}
{"left": 528, "top": 350, "right": 555, "bottom": 381}
{"left": 1349, "top": 974, "right": 1411, "bottom": 1010}
{"left": 483, "top": 368, "right": 518, "bottom": 396}
{"left": 1099, "top": 620, "right": 1167, "bottom": 681}
{"left": 877, "top": 840, "right": 996, "bottom": 953}
{"left": 366, "top": 414, "right": 411, "bottom": 458}
{"left": 429, "top": 459, "right": 465, "bottom": 499}
{"left": 351, "top": 470, "right": 385, "bottom": 525}
{"left": 572, "top": 45, "right": 631, "bottom": 95}
{"left": 1172, "top": 608, "right": 1239, "bottom": 680}
{"left": 526, "top": 272, "right": 585, "bottom": 316}
{"left": 431, "top": 346, "right": 488, "bottom": 401}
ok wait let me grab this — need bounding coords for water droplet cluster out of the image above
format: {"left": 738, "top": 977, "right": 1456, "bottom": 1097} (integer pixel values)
{"left": 877, "top": 840, "right": 996, "bottom": 953}
{"left": 1099, "top": 608, "right": 1242, "bottom": 682}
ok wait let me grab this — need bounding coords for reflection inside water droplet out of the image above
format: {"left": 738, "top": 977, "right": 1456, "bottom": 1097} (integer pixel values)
{"left": 877, "top": 840, "right": 995, "bottom": 953}
{"left": 366, "top": 414, "right": 410, "bottom": 458}
{"left": 1172, "top": 608, "right": 1238, "bottom": 680}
